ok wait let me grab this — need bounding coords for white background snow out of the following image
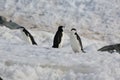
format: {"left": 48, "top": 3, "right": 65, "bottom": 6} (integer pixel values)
{"left": 0, "top": 0, "right": 120, "bottom": 80}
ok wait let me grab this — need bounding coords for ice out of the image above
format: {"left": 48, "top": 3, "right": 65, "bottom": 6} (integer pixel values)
{"left": 0, "top": 27, "right": 120, "bottom": 80}
{"left": 0, "top": 0, "right": 120, "bottom": 80}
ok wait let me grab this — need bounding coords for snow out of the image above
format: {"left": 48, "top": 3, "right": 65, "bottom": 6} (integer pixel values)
{"left": 0, "top": 26, "right": 120, "bottom": 80}
{"left": 0, "top": 0, "right": 120, "bottom": 80}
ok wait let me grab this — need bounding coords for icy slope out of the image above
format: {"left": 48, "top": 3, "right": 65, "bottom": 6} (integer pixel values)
{"left": 0, "top": 27, "right": 120, "bottom": 80}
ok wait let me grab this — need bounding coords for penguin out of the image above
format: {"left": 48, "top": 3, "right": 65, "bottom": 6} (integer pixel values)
{"left": 52, "top": 26, "right": 65, "bottom": 48}
{"left": 98, "top": 44, "right": 120, "bottom": 53}
{"left": 70, "top": 28, "right": 85, "bottom": 53}
{"left": 18, "top": 26, "right": 37, "bottom": 45}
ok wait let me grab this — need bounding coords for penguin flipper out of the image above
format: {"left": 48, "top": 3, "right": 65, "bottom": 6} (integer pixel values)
{"left": 28, "top": 33, "right": 37, "bottom": 45}
{"left": 22, "top": 27, "right": 37, "bottom": 45}
{"left": 75, "top": 33, "right": 85, "bottom": 52}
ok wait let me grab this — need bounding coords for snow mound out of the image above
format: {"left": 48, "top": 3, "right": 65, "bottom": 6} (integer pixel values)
{"left": 0, "top": 27, "right": 120, "bottom": 80}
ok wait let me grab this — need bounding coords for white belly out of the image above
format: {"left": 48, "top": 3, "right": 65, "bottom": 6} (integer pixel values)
{"left": 59, "top": 32, "right": 64, "bottom": 48}
{"left": 21, "top": 31, "right": 32, "bottom": 45}
{"left": 70, "top": 34, "right": 81, "bottom": 53}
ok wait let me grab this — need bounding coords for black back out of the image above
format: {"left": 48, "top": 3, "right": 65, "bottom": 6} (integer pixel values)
{"left": 52, "top": 26, "right": 64, "bottom": 48}
{"left": 75, "top": 32, "right": 85, "bottom": 53}
{"left": 20, "top": 27, "right": 37, "bottom": 45}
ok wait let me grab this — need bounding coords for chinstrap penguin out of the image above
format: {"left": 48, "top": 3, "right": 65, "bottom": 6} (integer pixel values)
{"left": 70, "top": 28, "right": 85, "bottom": 53}
{"left": 52, "top": 26, "right": 65, "bottom": 48}
{"left": 18, "top": 27, "right": 37, "bottom": 45}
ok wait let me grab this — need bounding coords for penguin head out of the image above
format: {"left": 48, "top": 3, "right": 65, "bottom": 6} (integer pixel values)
{"left": 71, "top": 28, "right": 77, "bottom": 33}
{"left": 58, "top": 26, "right": 65, "bottom": 30}
{"left": 0, "top": 16, "right": 7, "bottom": 24}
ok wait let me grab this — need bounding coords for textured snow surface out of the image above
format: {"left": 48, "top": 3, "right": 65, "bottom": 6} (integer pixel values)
{"left": 0, "top": 0, "right": 120, "bottom": 41}
{"left": 0, "top": 26, "right": 120, "bottom": 80}
{"left": 0, "top": 0, "right": 120, "bottom": 80}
